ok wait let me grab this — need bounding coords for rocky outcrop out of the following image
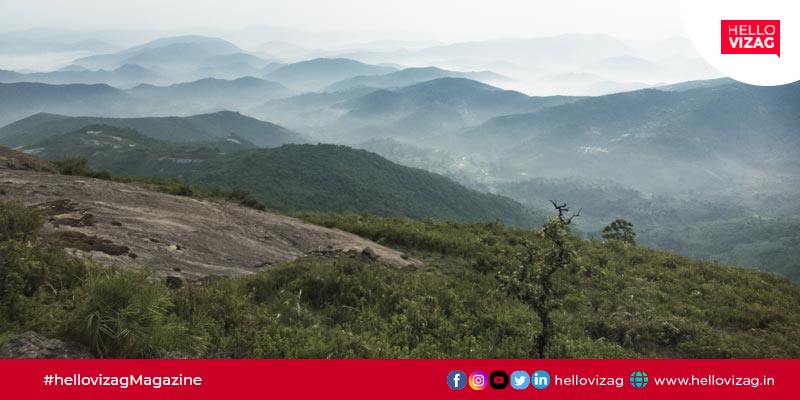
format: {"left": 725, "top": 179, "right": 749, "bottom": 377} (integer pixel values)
{"left": 1, "top": 158, "right": 417, "bottom": 280}
{"left": 0, "top": 147, "right": 57, "bottom": 172}
{"left": 0, "top": 332, "right": 93, "bottom": 359}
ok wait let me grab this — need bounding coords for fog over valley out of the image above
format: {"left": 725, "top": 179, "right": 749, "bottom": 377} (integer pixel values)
{"left": 0, "top": 0, "right": 799, "bottom": 360}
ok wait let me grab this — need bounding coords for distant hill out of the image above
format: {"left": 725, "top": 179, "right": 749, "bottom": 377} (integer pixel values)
{"left": 0, "top": 78, "right": 294, "bottom": 126}
{"left": 465, "top": 82, "right": 800, "bottom": 192}
{"left": 265, "top": 58, "right": 397, "bottom": 91}
{"left": 191, "top": 53, "right": 272, "bottom": 80}
{"left": 184, "top": 53, "right": 275, "bottom": 81}
{"left": 495, "top": 176, "right": 800, "bottom": 282}
{"left": 68, "top": 35, "right": 281, "bottom": 82}
{"left": 23, "top": 131, "right": 543, "bottom": 226}
{"left": 329, "top": 78, "right": 581, "bottom": 142}
{"left": 74, "top": 35, "right": 244, "bottom": 70}
{"left": 342, "top": 77, "right": 551, "bottom": 119}
{"left": 256, "top": 41, "right": 310, "bottom": 59}
{"left": 324, "top": 66, "right": 510, "bottom": 92}
{"left": 181, "top": 144, "right": 543, "bottom": 225}
{"left": 0, "top": 111, "right": 305, "bottom": 148}
{"left": 247, "top": 87, "right": 376, "bottom": 131}
{"left": 0, "top": 35, "right": 119, "bottom": 54}
{"left": 0, "top": 82, "right": 129, "bottom": 127}
{"left": 656, "top": 77, "right": 737, "bottom": 91}
{"left": 23, "top": 124, "right": 257, "bottom": 177}
{"left": 127, "top": 77, "right": 292, "bottom": 108}
{"left": 404, "top": 33, "right": 633, "bottom": 70}
{"left": 252, "top": 78, "right": 582, "bottom": 142}
{"left": 0, "top": 64, "right": 161, "bottom": 85}
{"left": 130, "top": 35, "right": 240, "bottom": 51}
{"left": 357, "top": 137, "right": 499, "bottom": 188}
{"left": 582, "top": 55, "right": 663, "bottom": 83}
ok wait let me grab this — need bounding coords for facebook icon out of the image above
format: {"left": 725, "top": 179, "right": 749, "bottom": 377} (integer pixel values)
{"left": 447, "top": 370, "right": 467, "bottom": 390}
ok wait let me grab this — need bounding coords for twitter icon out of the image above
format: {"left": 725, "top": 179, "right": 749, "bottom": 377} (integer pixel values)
{"left": 510, "top": 371, "right": 530, "bottom": 389}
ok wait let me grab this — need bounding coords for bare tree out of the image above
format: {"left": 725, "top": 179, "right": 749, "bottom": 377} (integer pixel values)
{"left": 533, "top": 200, "right": 579, "bottom": 356}
{"left": 550, "top": 200, "right": 582, "bottom": 224}
{"left": 499, "top": 200, "right": 579, "bottom": 357}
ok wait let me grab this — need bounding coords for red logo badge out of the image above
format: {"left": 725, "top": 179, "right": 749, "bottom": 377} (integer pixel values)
{"left": 722, "top": 20, "right": 780, "bottom": 57}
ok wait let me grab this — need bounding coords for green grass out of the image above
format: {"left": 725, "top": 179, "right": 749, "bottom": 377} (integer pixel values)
{"left": 0, "top": 331, "right": 15, "bottom": 347}
{"left": 1, "top": 202, "right": 798, "bottom": 358}
{"left": 0, "top": 201, "right": 41, "bottom": 241}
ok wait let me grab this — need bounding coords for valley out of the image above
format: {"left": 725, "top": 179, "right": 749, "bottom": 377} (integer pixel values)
{"left": 0, "top": 27, "right": 798, "bottom": 359}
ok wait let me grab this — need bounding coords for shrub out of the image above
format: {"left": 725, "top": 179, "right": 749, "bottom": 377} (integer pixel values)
{"left": 55, "top": 157, "right": 90, "bottom": 176}
{"left": 1, "top": 199, "right": 799, "bottom": 359}
{"left": 0, "top": 202, "right": 42, "bottom": 242}
{"left": 227, "top": 190, "right": 267, "bottom": 211}
{"left": 67, "top": 269, "right": 186, "bottom": 358}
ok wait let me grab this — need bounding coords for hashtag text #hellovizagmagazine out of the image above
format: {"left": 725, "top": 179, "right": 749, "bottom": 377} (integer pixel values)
{"left": 42, "top": 374, "right": 202, "bottom": 389}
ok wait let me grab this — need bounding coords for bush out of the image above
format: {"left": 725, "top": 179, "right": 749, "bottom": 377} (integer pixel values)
{"left": 55, "top": 157, "right": 112, "bottom": 179}
{"left": 184, "top": 258, "right": 539, "bottom": 358}
{"left": 1, "top": 200, "right": 799, "bottom": 358}
{"left": 55, "top": 157, "right": 90, "bottom": 176}
{"left": 67, "top": 269, "right": 190, "bottom": 358}
{"left": 0, "top": 202, "right": 42, "bottom": 242}
{"left": 227, "top": 190, "right": 267, "bottom": 211}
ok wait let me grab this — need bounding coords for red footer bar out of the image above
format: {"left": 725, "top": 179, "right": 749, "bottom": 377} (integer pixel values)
{"left": 0, "top": 359, "right": 796, "bottom": 399}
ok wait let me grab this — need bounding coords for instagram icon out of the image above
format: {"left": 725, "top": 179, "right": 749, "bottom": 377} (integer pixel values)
{"left": 469, "top": 371, "right": 488, "bottom": 390}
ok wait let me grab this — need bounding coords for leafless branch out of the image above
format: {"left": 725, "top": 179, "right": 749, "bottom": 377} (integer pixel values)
{"left": 550, "top": 200, "right": 580, "bottom": 225}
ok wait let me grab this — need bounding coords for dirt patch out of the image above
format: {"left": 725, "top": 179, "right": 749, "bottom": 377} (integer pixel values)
{"left": 34, "top": 199, "right": 80, "bottom": 215}
{"left": 52, "top": 213, "right": 95, "bottom": 227}
{"left": 51, "top": 231, "right": 130, "bottom": 256}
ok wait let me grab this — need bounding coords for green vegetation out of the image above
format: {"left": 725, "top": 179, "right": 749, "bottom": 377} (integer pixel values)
{"left": 53, "top": 156, "right": 266, "bottom": 211}
{"left": 498, "top": 208, "right": 579, "bottom": 357}
{"left": 29, "top": 128, "right": 543, "bottom": 226}
{"left": 648, "top": 216, "right": 800, "bottom": 282}
{"left": 0, "top": 110, "right": 302, "bottom": 149}
{"left": 0, "top": 201, "right": 42, "bottom": 241}
{"left": 498, "top": 177, "right": 800, "bottom": 282}
{"left": 602, "top": 219, "right": 636, "bottom": 245}
{"left": 56, "top": 157, "right": 112, "bottom": 179}
{"left": 298, "top": 212, "right": 800, "bottom": 358}
{"left": 185, "top": 144, "right": 542, "bottom": 226}
{"left": 2, "top": 197, "right": 800, "bottom": 358}
{"left": 0, "top": 203, "right": 533, "bottom": 358}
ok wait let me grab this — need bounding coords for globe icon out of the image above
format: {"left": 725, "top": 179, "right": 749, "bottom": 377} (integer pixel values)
{"left": 630, "top": 371, "right": 648, "bottom": 388}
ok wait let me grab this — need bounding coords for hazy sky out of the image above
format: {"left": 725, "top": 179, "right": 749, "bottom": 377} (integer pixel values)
{"left": 0, "top": 0, "right": 685, "bottom": 43}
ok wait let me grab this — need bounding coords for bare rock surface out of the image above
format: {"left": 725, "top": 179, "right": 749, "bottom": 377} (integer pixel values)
{"left": 0, "top": 332, "right": 92, "bottom": 359}
{"left": 0, "top": 147, "right": 57, "bottom": 172}
{"left": 1, "top": 159, "right": 416, "bottom": 280}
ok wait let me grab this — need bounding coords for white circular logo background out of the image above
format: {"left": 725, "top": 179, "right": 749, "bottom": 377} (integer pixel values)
{"left": 681, "top": 0, "right": 800, "bottom": 86}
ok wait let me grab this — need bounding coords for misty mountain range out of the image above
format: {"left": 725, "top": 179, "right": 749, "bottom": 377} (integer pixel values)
{"left": 323, "top": 66, "right": 510, "bottom": 92}
{"left": 464, "top": 82, "right": 800, "bottom": 191}
{"left": 0, "top": 30, "right": 798, "bottom": 283}
{"left": 0, "top": 64, "right": 160, "bottom": 86}
{"left": 8, "top": 123, "right": 541, "bottom": 226}
{"left": 0, "top": 111, "right": 305, "bottom": 148}
{"left": 0, "top": 33, "right": 721, "bottom": 95}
